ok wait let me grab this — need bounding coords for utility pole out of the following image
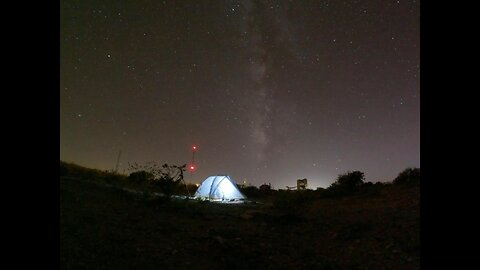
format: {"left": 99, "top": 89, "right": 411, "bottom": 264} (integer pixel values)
{"left": 114, "top": 150, "right": 122, "bottom": 173}
{"left": 191, "top": 145, "right": 197, "bottom": 167}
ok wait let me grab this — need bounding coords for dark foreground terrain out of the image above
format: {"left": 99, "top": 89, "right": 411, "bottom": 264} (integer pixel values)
{"left": 60, "top": 177, "right": 419, "bottom": 270}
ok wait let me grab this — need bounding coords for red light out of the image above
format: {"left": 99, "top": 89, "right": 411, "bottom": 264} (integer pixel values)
{"left": 192, "top": 145, "right": 197, "bottom": 151}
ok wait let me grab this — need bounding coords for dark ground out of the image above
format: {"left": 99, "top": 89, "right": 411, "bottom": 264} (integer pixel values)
{"left": 60, "top": 177, "right": 419, "bottom": 270}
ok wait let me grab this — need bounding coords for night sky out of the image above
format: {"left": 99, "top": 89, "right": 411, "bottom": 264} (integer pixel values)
{"left": 60, "top": 0, "right": 419, "bottom": 189}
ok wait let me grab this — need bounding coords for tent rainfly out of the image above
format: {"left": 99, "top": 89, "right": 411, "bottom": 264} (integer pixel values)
{"left": 194, "top": 175, "right": 246, "bottom": 202}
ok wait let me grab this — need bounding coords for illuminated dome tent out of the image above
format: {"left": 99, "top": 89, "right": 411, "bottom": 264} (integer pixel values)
{"left": 194, "top": 175, "right": 246, "bottom": 202}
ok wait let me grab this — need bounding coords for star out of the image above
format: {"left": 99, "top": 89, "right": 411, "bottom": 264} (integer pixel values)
{"left": 61, "top": 0, "right": 419, "bottom": 189}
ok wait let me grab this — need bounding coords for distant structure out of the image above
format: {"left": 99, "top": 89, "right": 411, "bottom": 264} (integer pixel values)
{"left": 297, "top": 178, "right": 307, "bottom": 190}
{"left": 259, "top": 183, "right": 271, "bottom": 191}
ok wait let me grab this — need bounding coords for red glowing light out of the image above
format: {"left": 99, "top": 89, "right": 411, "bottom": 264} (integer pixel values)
{"left": 192, "top": 145, "right": 197, "bottom": 151}
{"left": 189, "top": 165, "right": 196, "bottom": 171}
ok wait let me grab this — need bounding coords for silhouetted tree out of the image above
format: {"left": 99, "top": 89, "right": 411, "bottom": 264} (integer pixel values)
{"left": 328, "top": 170, "right": 365, "bottom": 195}
{"left": 153, "top": 163, "right": 186, "bottom": 198}
{"left": 393, "top": 167, "right": 420, "bottom": 185}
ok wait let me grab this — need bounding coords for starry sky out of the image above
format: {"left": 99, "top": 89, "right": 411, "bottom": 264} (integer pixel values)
{"left": 60, "top": 0, "right": 419, "bottom": 189}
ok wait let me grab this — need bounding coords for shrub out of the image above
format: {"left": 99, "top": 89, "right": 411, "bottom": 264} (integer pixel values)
{"left": 127, "top": 162, "right": 186, "bottom": 198}
{"left": 127, "top": 170, "right": 154, "bottom": 183}
{"left": 102, "top": 172, "right": 125, "bottom": 184}
{"left": 325, "top": 171, "right": 366, "bottom": 197}
{"left": 393, "top": 167, "right": 420, "bottom": 185}
{"left": 239, "top": 186, "right": 260, "bottom": 198}
{"left": 176, "top": 183, "right": 198, "bottom": 196}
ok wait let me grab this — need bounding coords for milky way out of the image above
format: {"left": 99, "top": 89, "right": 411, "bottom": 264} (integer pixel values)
{"left": 61, "top": 1, "right": 419, "bottom": 189}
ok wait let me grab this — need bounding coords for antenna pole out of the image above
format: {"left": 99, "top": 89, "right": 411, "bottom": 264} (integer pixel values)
{"left": 114, "top": 150, "right": 122, "bottom": 173}
{"left": 187, "top": 145, "right": 198, "bottom": 196}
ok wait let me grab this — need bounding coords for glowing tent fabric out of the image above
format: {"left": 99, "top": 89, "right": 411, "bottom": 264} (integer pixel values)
{"left": 194, "top": 175, "right": 246, "bottom": 201}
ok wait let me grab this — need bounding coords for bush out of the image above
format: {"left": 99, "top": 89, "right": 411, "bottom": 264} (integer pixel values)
{"left": 102, "top": 171, "right": 126, "bottom": 184}
{"left": 176, "top": 183, "right": 198, "bottom": 196}
{"left": 127, "top": 162, "right": 186, "bottom": 198}
{"left": 393, "top": 167, "right": 420, "bottom": 185}
{"left": 127, "top": 170, "right": 154, "bottom": 184}
{"left": 325, "top": 171, "right": 365, "bottom": 197}
{"left": 357, "top": 181, "right": 385, "bottom": 197}
{"left": 239, "top": 186, "right": 260, "bottom": 198}
{"left": 363, "top": 181, "right": 374, "bottom": 187}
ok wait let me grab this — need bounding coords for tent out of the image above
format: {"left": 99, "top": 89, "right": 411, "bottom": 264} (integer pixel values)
{"left": 194, "top": 175, "right": 246, "bottom": 202}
